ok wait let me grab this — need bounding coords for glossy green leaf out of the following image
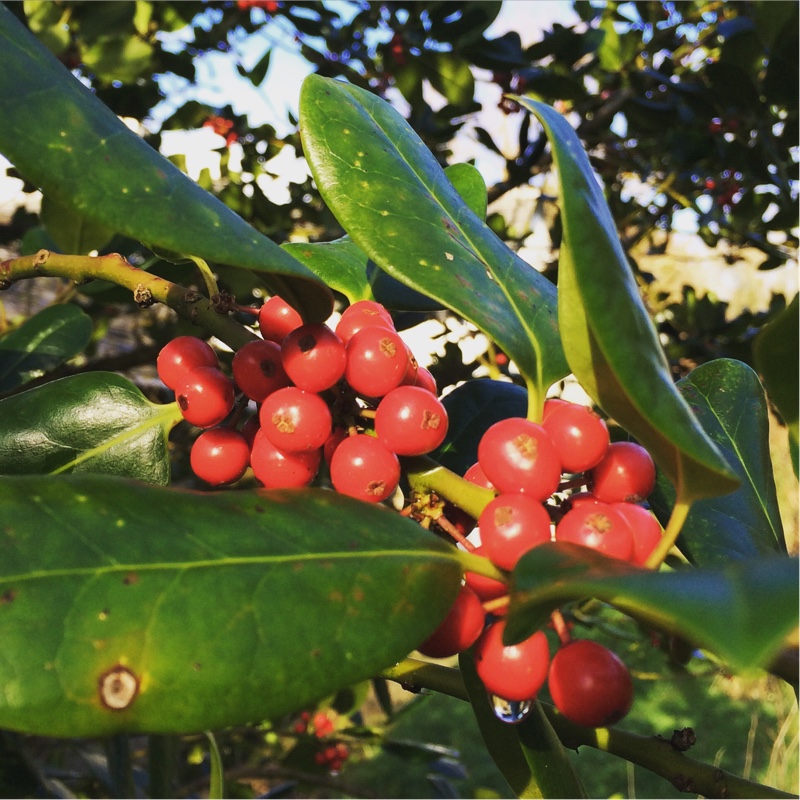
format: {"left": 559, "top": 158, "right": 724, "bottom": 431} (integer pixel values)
{"left": 299, "top": 75, "right": 568, "bottom": 407}
{"left": 459, "top": 652, "right": 586, "bottom": 799}
{"left": 517, "top": 97, "right": 738, "bottom": 503}
{"left": 650, "top": 359, "right": 786, "bottom": 567}
{"left": 39, "top": 194, "right": 116, "bottom": 255}
{"left": 506, "top": 542, "right": 798, "bottom": 672}
{"left": 0, "top": 305, "right": 93, "bottom": 392}
{"left": 427, "top": 52, "right": 475, "bottom": 108}
{"left": 0, "top": 372, "right": 181, "bottom": 485}
{"left": 0, "top": 4, "right": 331, "bottom": 322}
{"left": 0, "top": 474, "right": 462, "bottom": 736}
{"left": 754, "top": 294, "right": 798, "bottom": 476}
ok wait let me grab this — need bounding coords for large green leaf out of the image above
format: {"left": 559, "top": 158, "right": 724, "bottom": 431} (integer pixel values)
{"left": 0, "top": 372, "right": 181, "bottom": 485}
{"left": 506, "top": 543, "right": 797, "bottom": 673}
{"left": 299, "top": 75, "right": 568, "bottom": 409}
{"left": 517, "top": 97, "right": 738, "bottom": 504}
{"left": 0, "top": 4, "right": 331, "bottom": 322}
{"left": 650, "top": 359, "right": 786, "bottom": 567}
{"left": 0, "top": 305, "right": 92, "bottom": 393}
{"left": 0, "top": 474, "right": 462, "bottom": 736}
{"left": 754, "top": 294, "right": 798, "bottom": 476}
{"left": 459, "top": 652, "right": 586, "bottom": 799}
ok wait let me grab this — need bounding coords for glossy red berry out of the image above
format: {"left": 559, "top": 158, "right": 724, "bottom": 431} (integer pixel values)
{"left": 190, "top": 427, "right": 250, "bottom": 486}
{"left": 548, "top": 639, "right": 633, "bottom": 728}
{"left": 345, "top": 326, "right": 409, "bottom": 397}
{"left": 477, "top": 417, "right": 561, "bottom": 501}
{"left": 329, "top": 434, "right": 400, "bottom": 503}
{"left": 464, "top": 545, "right": 508, "bottom": 603}
{"left": 335, "top": 300, "right": 394, "bottom": 345}
{"left": 591, "top": 441, "right": 656, "bottom": 503}
{"left": 157, "top": 336, "right": 219, "bottom": 390}
{"left": 413, "top": 366, "right": 438, "bottom": 395}
{"left": 175, "top": 366, "right": 236, "bottom": 429}
{"left": 613, "top": 502, "right": 663, "bottom": 566}
{"left": 474, "top": 621, "right": 550, "bottom": 702}
{"left": 259, "top": 386, "right": 332, "bottom": 453}
{"left": 542, "top": 399, "right": 609, "bottom": 473}
{"left": 232, "top": 338, "right": 290, "bottom": 402}
{"left": 555, "top": 501, "right": 634, "bottom": 561}
{"left": 374, "top": 386, "right": 448, "bottom": 456}
{"left": 478, "top": 494, "right": 552, "bottom": 571}
{"left": 281, "top": 323, "right": 347, "bottom": 392}
{"left": 258, "top": 295, "right": 303, "bottom": 343}
{"left": 463, "top": 461, "right": 494, "bottom": 490}
{"left": 417, "top": 585, "right": 485, "bottom": 659}
{"left": 250, "top": 430, "right": 321, "bottom": 488}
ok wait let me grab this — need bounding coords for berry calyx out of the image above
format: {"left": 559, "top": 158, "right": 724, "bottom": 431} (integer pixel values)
{"left": 345, "top": 325, "right": 409, "bottom": 398}
{"left": 548, "top": 639, "right": 633, "bottom": 728}
{"left": 329, "top": 433, "right": 400, "bottom": 503}
{"left": 374, "top": 386, "right": 449, "bottom": 456}
{"left": 259, "top": 386, "right": 332, "bottom": 453}
{"left": 417, "top": 585, "right": 485, "bottom": 659}
{"left": 157, "top": 336, "right": 219, "bottom": 390}
{"left": 555, "top": 502, "right": 635, "bottom": 561}
{"left": 190, "top": 427, "right": 250, "bottom": 486}
{"left": 175, "top": 366, "right": 236, "bottom": 429}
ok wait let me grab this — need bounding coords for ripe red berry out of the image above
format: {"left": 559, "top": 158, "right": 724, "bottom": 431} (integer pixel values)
{"left": 250, "top": 429, "right": 321, "bottom": 488}
{"left": 591, "top": 441, "right": 656, "bottom": 503}
{"left": 555, "top": 501, "right": 634, "bottom": 561}
{"left": 175, "top": 366, "right": 236, "bottom": 429}
{"left": 329, "top": 434, "right": 400, "bottom": 503}
{"left": 478, "top": 493, "right": 552, "bottom": 571}
{"left": 548, "top": 639, "right": 633, "bottom": 728}
{"left": 259, "top": 386, "right": 332, "bottom": 453}
{"left": 232, "top": 338, "right": 290, "bottom": 402}
{"left": 477, "top": 417, "right": 561, "bottom": 501}
{"left": 281, "top": 323, "right": 347, "bottom": 392}
{"left": 345, "top": 326, "right": 409, "bottom": 397}
{"left": 374, "top": 386, "right": 449, "bottom": 456}
{"left": 335, "top": 300, "right": 394, "bottom": 345}
{"left": 157, "top": 336, "right": 219, "bottom": 390}
{"left": 542, "top": 399, "right": 609, "bottom": 473}
{"left": 413, "top": 366, "right": 438, "bottom": 395}
{"left": 474, "top": 621, "right": 550, "bottom": 702}
{"left": 464, "top": 461, "right": 494, "bottom": 490}
{"left": 190, "top": 427, "right": 250, "bottom": 486}
{"left": 258, "top": 295, "right": 303, "bottom": 343}
{"left": 464, "top": 545, "right": 508, "bottom": 603}
{"left": 612, "top": 502, "right": 663, "bottom": 566}
{"left": 417, "top": 585, "right": 485, "bottom": 659}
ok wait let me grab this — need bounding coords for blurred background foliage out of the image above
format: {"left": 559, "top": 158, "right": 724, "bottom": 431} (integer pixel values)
{"left": 0, "top": 1, "right": 796, "bottom": 796}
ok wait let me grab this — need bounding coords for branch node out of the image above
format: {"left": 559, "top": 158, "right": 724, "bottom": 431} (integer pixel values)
{"left": 211, "top": 291, "right": 236, "bottom": 314}
{"left": 33, "top": 249, "right": 50, "bottom": 267}
{"left": 133, "top": 283, "right": 155, "bottom": 308}
{"left": 670, "top": 727, "right": 697, "bottom": 752}
{"left": 184, "top": 289, "right": 202, "bottom": 304}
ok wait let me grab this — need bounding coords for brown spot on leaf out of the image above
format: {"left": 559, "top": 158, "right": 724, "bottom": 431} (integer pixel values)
{"left": 0, "top": 589, "right": 16, "bottom": 605}
{"left": 98, "top": 665, "right": 140, "bottom": 711}
{"left": 123, "top": 572, "right": 139, "bottom": 585}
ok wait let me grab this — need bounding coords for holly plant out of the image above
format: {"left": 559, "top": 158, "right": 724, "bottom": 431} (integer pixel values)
{"left": 0, "top": 4, "right": 796, "bottom": 799}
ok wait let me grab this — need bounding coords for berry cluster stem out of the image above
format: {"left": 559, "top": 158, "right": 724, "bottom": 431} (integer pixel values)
{"left": 405, "top": 455, "right": 495, "bottom": 520}
{"left": 644, "top": 497, "right": 691, "bottom": 570}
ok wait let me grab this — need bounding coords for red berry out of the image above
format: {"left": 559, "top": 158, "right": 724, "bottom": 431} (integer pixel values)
{"left": 329, "top": 434, "right": 400, "bottom": 503}
{"left": 413, "top": 366, "right": 438, "bottom": 395}
{"left": 240, "top": 414, "right": 261, "bottom": 448}
{"left": 312, "top": 711, "right": 335, "bottom": 738}
{"left": 157, "top": 336, "right": 219, "bottom": 390}
{"left": 281, "top": 323, "right": 347, "bottom": 392}
{"left": 374, "top": 386, "right": 449, "bottom": 456}
{"left": 474, "top": 621, "right": 550, "bottom": 702}
{"left": 250, "top": 430, "right": 321, "bottom": 488}
{"left": 335, "top": 300, "right": 394, "bottom": 345}
{"left": 259, "top": 386, "right": 332, "bottom": 453}
{"left": 417, "top": 585, "right": 485, "bottom": 659}
{"left": 477, "top": 418, "right": 561, "bottom": 501}
{"left": 478, "top": 494, "right": 552, "bottom": 571}
{"left": 345, "top": 326, "right": 409, "bottom": 397}
{"left": 175, "top": 366, "right": 236, "bottom": 429}
{"left": 555, "top": 501, "right": 634, "bottom": 561}
{"left": 464, "top": 545, "right": 508, "bottom": 603}
{"left": 542, "top": 399, "right": 609, "bottom": 473}
{"left": 258, "top": 295, "right": 303, "bottom": 343}
{"left": 591, "top": 441, "right": 656, "bottom": 503}
{"left": 548, "top": 639, "right": 633, "bottom": 728}
{"left": 464, "top": 462, "right": 495, "bottom": 490}
{"left": 232, "top": 338, "right": 290, "bottom": 402}
{"left": 323, "top": 426, "right": 348, "bottom": 465}
{"left": 613, "top": 502, "right": 663, "bottom": 566}
{"left": 190, "top": 427, "right": 250, "bottom": 486}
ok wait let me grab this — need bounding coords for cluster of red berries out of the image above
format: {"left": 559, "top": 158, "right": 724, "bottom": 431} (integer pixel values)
{"left": 157, "top": 297, "right": 448, "bottom": 501}
{"left": 416, "top": 400, "right": 663, "bottom": 727}
{"left": 293, "top": 710, "right": 350, "bottom": 773}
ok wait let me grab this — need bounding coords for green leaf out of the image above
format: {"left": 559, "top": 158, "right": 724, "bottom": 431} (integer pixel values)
{"left": 650, "top": 359, "right": 787, "bottom": 567}
{"left": 0, "top": 4, "right": 331, "bottom": 322}
{"left": 507, "top": 542, "right": 798, "bottom": 673}
{"left": 0, "top": 304, "right": 93, "bottom": 392}
{"left": 299, "top": 75, "right": 568, "bottom": 410}
{"left": 427, "top": 52, "right": 475, "bottom": 108}
{"left": 459, "top": 652, "right": 586, "bottom": 799}
{"left": 0, "top": 372, "right": 181, "bottom": 485}
{"left": 0, "top": 474, "right": 462, "bottom": 736}
{"left": 516, "top": 97, "right": 738, "bottom": 503}
{"left": 754, "top": 294, "right": 798, "bottom": 476}
{"left": 40, "top": 194, "right": 116, "bottom": 255}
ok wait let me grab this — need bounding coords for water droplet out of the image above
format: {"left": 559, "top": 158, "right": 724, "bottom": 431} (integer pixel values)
{"left": 491, "top": 695, "right": 533, "bottom": 724}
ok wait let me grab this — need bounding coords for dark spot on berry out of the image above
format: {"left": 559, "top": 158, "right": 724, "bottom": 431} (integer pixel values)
{"left": 178, "top": 395, "right": 189, "bottom": 411}
{"left": 298, "top": 334, "right": 317, "bottom": 353}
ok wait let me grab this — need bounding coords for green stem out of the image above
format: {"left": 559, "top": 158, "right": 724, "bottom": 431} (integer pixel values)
{"left": 404, "top": 455, "right": 496, "bottom": 519}
{"left": 104, "top": 734, "right": 136, "bottom": 800}
{"left": 205, "top": 731, "right": 225, "bottom": 800}
{"left": 456, "top": 549, "right": 508, "bottom": 584}
{"left": 645, "top": 497, "right": 691, "bottom": 570}
{"left": 187, "top": 255, "right": 220, "bottom": 300}
{"left": 148, "top": 735, "right": 177, "bottom": 799}
{"left": 0, "top": 250, "right": 258, "bottom": 352}
{"left": 380, "top": 659, "right": 794, "bottom": 800}
{"left": 525, "top": 377, "right": 544, "bottom": 423}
